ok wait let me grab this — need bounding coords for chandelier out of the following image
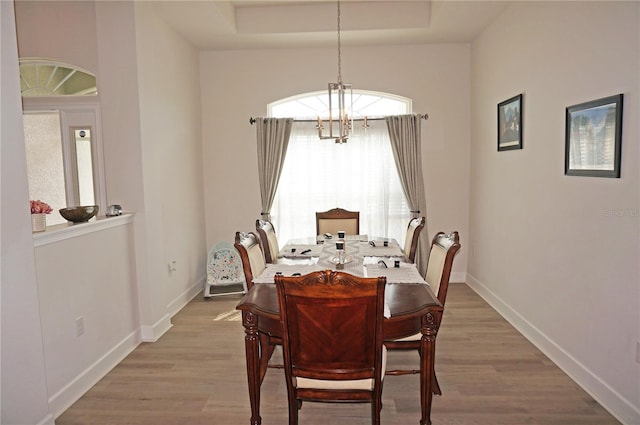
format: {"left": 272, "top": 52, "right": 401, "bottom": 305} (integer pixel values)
{"left": 317, "top": 0, "right": 353, "bottom": 144}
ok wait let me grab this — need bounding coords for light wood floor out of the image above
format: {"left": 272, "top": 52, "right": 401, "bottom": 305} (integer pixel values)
{"left": 57, "top": 283, "right": 621, "bottom": 425}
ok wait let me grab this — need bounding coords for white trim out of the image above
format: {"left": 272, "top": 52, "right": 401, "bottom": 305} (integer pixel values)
{"left": 33, "top": 213, "right": 134, "bottom": 247}
{"left": 35, "top": 414, "right": 55, "bottom": 425}
{"left": 449, "top": 271, "right": 466, "bottom": 284}
{"left": 48, "top": 329, "right": 140, "bottom": 419}
{"left": 466, "top": 273, "right": 640, "bottom": 425}
{"left": 167, "top": 275, "right": 206, "bottom": 318}
{"left": 140, "top": 313, "right": 173, "bottom": 342}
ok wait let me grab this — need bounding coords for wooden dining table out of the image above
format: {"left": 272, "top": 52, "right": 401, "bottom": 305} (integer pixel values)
{"left": 235, "top": 236, "right": 444, "bottom": 425}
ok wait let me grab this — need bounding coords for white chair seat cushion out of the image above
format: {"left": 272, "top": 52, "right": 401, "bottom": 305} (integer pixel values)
{"left": 295, "top": 346, "right": 387, "bottom": 391}
{"left": 390, "top": 333, "right": 421, "bottom": 342}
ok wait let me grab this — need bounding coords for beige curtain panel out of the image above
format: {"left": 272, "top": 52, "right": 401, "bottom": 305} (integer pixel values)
{"left": 256, "top": 117, "right": 293, "bottom": 221}
{"left": 385, "top": 114, "right": 429, "bottom": 276}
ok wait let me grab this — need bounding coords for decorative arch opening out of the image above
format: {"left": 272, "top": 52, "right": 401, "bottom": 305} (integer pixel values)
{"left": 19, "top": 58, "right": 97, "bottom": 97}
{"left": 267, "top": 90, "right": 413, "bottom": 245}
{"left": 268, "top": 89, "right": 411, "bottom": 119}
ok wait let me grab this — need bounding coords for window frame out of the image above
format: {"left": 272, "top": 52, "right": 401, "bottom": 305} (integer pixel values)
{"left": 23, "top": 96, "right": 107, "bottom": 214}
{"left": 267, "top": 90, "right": 413, "bottom": 243}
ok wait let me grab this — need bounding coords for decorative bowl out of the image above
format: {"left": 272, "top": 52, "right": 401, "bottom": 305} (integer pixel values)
{"left": 59, "top": 205, "right": 99, "bottom": 223}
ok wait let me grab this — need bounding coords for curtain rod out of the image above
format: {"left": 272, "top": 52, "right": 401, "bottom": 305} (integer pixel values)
{"left": 249, "top": 114, "right": 428, "bottom": 125}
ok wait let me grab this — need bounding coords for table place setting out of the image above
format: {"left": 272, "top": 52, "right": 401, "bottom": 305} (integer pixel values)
{"left": 358, "top": 239, "right": 405, "bottom": 257}
{"left": 316, "top": 233, "right": 369, "bottom": 243}
{"left": 364, "top": 261, "right": 427, "bottom": 284}
{"left": 253, "top": 264, "right": 324, "bottom": 284}
{"left": 278, "top": 244, "right": 324, "bottom": 259}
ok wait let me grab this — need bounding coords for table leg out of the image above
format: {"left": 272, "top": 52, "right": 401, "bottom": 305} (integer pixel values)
{"left": 242, "top": 311, "right": 262, "bottom": 425}
{"left": 420, "top": 311, "right": 440, "bottom": 425}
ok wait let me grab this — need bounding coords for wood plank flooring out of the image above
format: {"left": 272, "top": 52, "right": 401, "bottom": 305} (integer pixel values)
{"left": 56, "top": 283, "right": 621, "bottom": 425}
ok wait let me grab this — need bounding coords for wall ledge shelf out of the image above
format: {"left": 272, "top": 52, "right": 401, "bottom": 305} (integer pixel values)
{"left": 33, "top": 213, "right": 135, "bottom": 247}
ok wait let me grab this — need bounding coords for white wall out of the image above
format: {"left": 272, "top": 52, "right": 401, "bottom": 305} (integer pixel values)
{"left": 3, "top": 0, "right": 208, "bottom": 419}
{"left": 96, "top": 0, "right": 207, "bottom": 337}
{"left": 13, "top": 0, "right": 98, "bottom": 72}
{"left": 469, "top": 2, "right": 640, "bottom": 424}
{"left": 134, "top": 1, "right": 207, "bottom": 319}
{"left": 1, "top": 1, "right": 54, "bottom": 424}
{"left": 34, "top": 221, "right": 139, "bottom": 417}
{"left": 200, "top": 44, "right": 471, "bottom": 279}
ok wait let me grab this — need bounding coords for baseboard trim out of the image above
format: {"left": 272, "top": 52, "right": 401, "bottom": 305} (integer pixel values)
{"left": 167, "top": 274, "right": 205, "bottom": 318}
{"left": 36, "top": 413, "right": 55, "bottom": 425}
{"left": 48, "top": 277, "right": 205, "bottom": 418}
{"left": 449, "top": 271, "right": 466, "bottom": 284}
{"left": 465, "top": 273, "right": 640, "bottom": 425}
{"left": 140, "top": 314, "right": 172, "bottom": 342}
{"left": 139, "top": 275, "right": 204, "bottom": 341}
{"left": 49, "top": 330, "right": 140, "bottom": 418}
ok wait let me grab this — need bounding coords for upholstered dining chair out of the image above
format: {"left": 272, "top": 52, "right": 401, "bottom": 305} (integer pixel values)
{"left": 384, "top": 231, "right": 460, "bottom": 396}
{"left": 315, "top": 207, "right": 360, "bottom": 236}
{"left": 403, "top": 216, "right": 426, "bottom": 263}
{"left": 255, "top": 219, "right": 280, "bottom": 264}
{"left": 275, "top": 270, "right": 387, "bottom": 425}
{"left": 234, "top": 231, "right": 267, "bottom": 291}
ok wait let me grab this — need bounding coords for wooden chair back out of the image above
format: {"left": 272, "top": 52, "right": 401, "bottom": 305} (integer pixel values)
{"left": 425, "top": 231, "right": 461, "bottom": 306}
{"left": 255, "top": 219, "right": 279, "bottom": 263}
{"left": 234, "top": 231, "right": 266, "bottom": 291}
{"left": 275, "top": 270, "right": 386, "bottom": 424}
{"left": 315, "top": 207, "right": 360, "bottom": 236}
{"left": 403, "top": 216, "right": 425, "bottom": 263}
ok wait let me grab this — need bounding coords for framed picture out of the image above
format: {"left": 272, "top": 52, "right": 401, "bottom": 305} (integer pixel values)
{"left": 497, "top": 94, "right": 523, "bottom": 151}
{"left": 565, "top": 94, "right": 623, "bottom": 178}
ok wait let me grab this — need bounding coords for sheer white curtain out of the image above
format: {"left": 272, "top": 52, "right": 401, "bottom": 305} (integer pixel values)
{"left": 271, "top": 119, "right": 411, "bottom": 244}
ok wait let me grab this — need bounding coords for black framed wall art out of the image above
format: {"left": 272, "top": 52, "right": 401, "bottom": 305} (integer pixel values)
{"left": 497, "top": 94, "right": 523, "bottom": 151}
{"left": 565, "top": 94, "right": 623, "bottom": 178}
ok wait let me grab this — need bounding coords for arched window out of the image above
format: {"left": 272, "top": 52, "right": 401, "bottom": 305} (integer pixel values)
{"left": 270, "top": 89, "right": 410, "bottom": 119}
{"left": 19, "top": 58, "right": 97, "bottom": 97}
{"left": 268, "top": 90, "right": 412, "bottom": 244}
{"left": 20, "top": 59, "right": 105, "bottom": 225}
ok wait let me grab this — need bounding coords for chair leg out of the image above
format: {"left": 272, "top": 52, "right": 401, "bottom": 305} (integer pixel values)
{"left": 372, "top": 398, "right": 381, "bottom": 425}
{"left": 433, "top": 370, "right": 442, "bottom": 396}
{"left": 288, "top": 398, "right": 299, "bottom": 425}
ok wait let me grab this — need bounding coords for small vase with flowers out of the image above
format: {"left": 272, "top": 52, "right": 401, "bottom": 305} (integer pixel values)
{"left": 30, "top": 200, "right": 52, "bottom": 232}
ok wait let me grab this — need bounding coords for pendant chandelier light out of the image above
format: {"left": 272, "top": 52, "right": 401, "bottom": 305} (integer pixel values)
{"left": 317, "top": 0, "right": 353, "bottom": 144}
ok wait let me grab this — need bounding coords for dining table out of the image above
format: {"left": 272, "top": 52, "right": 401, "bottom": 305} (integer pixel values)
{"left": 236, "top": 235, "right": 443, "bottom": 425}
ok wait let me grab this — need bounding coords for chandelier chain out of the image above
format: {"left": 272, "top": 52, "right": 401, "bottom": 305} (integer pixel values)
{"left": 337, "top": 0, "right": 342, "bottom": 83}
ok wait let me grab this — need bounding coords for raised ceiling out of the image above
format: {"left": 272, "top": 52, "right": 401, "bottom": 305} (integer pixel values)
{"left": 153, "top": 1, "right": 511, "bottom": 50}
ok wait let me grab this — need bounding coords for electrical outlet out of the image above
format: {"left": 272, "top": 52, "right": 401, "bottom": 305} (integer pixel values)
{"left": 168, "top": 260, "right": 177, "bottom": 272}
{"left": 636, "top": 342, "right": 640, "bottom": 364}
{"left": 75, "top": 317, "right": 85, "bottom": 337}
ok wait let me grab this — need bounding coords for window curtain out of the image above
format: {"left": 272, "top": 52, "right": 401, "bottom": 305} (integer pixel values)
{"left": 256, "top": 117, "right": 293, "bottom": 221}
{"left": 385, "top": 114, "right": 429, "bottom": 275}
{"left": 270, "top": 119, "right": 411, "bottom": 245}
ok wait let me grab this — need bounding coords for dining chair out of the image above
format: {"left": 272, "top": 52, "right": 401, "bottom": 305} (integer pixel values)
{"left": 403, "top": 216, "right": 426, "bottom": 263}
{"left": 234, "top": 231, "right": 267, "bottom": 291}
{"left": 275, "top": 270, "right": 387, "bottom": 425}
{"left": 384, "top": 231, "right": 460, "bottom": 396}
{"left": 255, "top": 219, "right": 280, "bottom": 263}
{"left": 315, "top": 207, "right": 360, "bottom": 236}
{"left": 235, "top": 230, "right": 284, "bottom": 374}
